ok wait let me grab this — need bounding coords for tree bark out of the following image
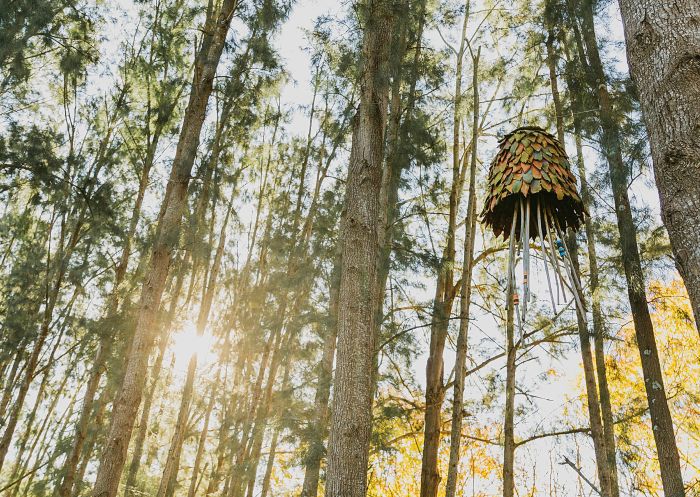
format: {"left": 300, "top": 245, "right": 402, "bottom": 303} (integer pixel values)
{"left": 617, "top": 0, "right": 700, "bottom": 332}
{"left": 123, "top": 260, "right": 185, "bottom": 497}
{"left": 502, "top": 292, "right": 515, "bottom": 497}
{"left": 324, "top": 0, "right": 394, "bottom": 495}
{"left": 444, "top": 44, "right": 479, "bottom": 497}
{"left": 546, "top": 28, "right": 612, "bottom": 497}
{"left": 58, "top": 111, "right": 158, "bottom": 497}
{"left": 300, "top": 266, "right": 339, "bottom": 497}
{"left": 90, "top": 2, "right": 238, "bottom": 496}
{"left": 574, "top": 2, "right": 685, "bottom": 495}
{"left": 573, "top": 126, "right": 620, "bottom": 497}
{"left": 420, "top": 4, "right": 469, "bottom": 495}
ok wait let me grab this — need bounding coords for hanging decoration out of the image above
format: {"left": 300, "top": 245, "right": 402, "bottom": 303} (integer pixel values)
{"left": 481, "top": 126, "right": 586, "bottom": 330}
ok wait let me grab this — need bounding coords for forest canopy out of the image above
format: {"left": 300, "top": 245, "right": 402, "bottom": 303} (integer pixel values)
{"left": 0, "top": 0, "right": 699, "bottom": 497}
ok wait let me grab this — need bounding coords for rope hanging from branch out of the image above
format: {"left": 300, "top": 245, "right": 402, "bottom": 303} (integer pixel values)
{"left": 481, "top": 126, "right": 586, "bottom": 331}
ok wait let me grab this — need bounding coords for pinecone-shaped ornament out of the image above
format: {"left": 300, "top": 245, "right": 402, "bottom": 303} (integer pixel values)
{"left": 481, "top": 126, "right": 587, "bottom": 328}
{"left": 481, "top": 126, "right": 585, "bottom": 241}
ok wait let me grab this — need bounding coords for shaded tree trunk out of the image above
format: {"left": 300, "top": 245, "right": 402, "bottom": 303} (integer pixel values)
{"left": 546, "top": 28, "right": 612, "bottom": 497}
{"left": 617, "top": 0, "right": 700, "bottom": 332}
{"left": 573, "top": 2, "right": 685, "bottom": 495}
{"left": 58, "top": 119, "right": 157, "bottom": 497}
{"left": 444, "top": 44, "right": 479, "bottom": 497}
{"left": 300, "top": 266, "right": 339, "bottom": 497}
{"left": 324, "top": 0, "right": 394, "bottom": 494}
{"left": 573, "top": 125, "right": 620, "bottom": 497}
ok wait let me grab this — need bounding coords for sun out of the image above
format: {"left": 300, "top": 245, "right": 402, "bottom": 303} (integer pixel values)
{"left": 170, "top": 322, "right": 218, "bottom": 373}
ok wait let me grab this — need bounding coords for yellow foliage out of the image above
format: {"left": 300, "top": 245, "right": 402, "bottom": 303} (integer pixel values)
{"left": 607, "top": 280, "right": 700, "bottom": 494}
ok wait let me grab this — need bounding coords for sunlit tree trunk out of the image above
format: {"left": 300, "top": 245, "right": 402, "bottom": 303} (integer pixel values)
{"left": 617, "top": 0, "right": 700, "bottom": 332}
{"left": 91, "top": 2, "right": 239, "bottom": 495}
{"left": 186, "top": 369, "right": 220, "bottom": 497}
{"left": 502, "top": 293, "right": 515, "bottom": 497}
{"left": 156, "top": 198, "right": 233, "bottom": 497}
{"left": 445, "top": 44, "right": 480, "bottom": 497}
{"left": 123, "top": 258, "right": 185, "bottom": 497}
{"left": 324, "top": 0, "right": 394, "bottom": 494}
{"left": 258, "top": 423, "right": 280, "bottom": 497}
{"left": 420, "top": 4, "right": 469, "bottom": 496}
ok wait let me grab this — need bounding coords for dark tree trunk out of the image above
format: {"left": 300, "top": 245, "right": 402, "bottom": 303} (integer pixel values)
{"left": 546, "top": 28, "right": 613, "bottom": 496}
{"left": 617, "top": 0, "right": 700, "bottom": 333}
{"left": 574, "top": 2, "right": 685, "bottom": 495}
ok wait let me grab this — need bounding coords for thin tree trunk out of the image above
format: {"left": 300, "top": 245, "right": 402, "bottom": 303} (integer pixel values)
{"left": 420, "top": 4, "right": 469, "bottom": 495}
{"left": 444, "top": 44, "right": 480, "bottom": 497}
{"left": 258, "top": 424, "right": 280, "bottom": 497}
{"left": 574, "top": 2, "right": 685, "bottom": 495}
{"left": 503, "top": 292, "right": 516, "bottom": 497}
{"left": 546, "top": 28, "right": 612, "bottom": 497}
{"left": 156, "top": 197, "right": 234, "bottom": 497}
{"left": 0, "top": 217, "right": 80, "bottom": 471}
{"left": 58, "top": 121, "right": 158, "bottom": 497}
{"left": 617, "top": 0, "right": 700, "bottom": 332}
{"left": 0, "top": 350, "right": 23, "bottom": 426}
{"left": 324, "top": 0, "right": 394, "bottom": 494}
{"left": 299, "top": 268, "right": 339, "bottom": 497}
{"left": 573, "top": 125, "right": 620, "bottom": 497}
{"left": 91, "top": 3, "right": 238, "bottom": 496}
{"left": 186, "top": 370, "right": 220, "bottom": 497}
{"left": 243, "top": 363, "right": 290, "bottom": 497}
{"left": 8, "top": 324, "right": 67, "bottom": 490}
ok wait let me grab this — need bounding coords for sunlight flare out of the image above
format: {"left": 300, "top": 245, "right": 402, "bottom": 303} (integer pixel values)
{"left": 170, "top": 322, "right": 217, "bottom": 373}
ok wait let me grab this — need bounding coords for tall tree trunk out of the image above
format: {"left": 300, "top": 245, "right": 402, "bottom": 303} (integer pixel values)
{"left": 617, "top": 0, "right": 700, "bottom": 332}
{"left": 156, "top": 198, "right": 233, "bottom": 497}
{"left": 420, "top": 4, "right": 469, "bottom": 495}
{"left": 502, "top": 292, "right": 516, "bottom": 497}
{"left": 186, "top": 370, "right": 220, "bottom": 497}
{"left": 243, "top": 363, "right": 290, "bottom": 497}
{"left": 0, "top": 218, "right": 80, "bottom": 471}
{"left": 444, "top": 44, "right": 480, "bottom": 497}
{"left": 573, "top": 125, "right": 620, "bottom": 497}
{"left": 300, "top": 267, "right": 339, "bottom": 497}
{"left": 546, "top": 27, "right": 612, "bottom": 497}
{"left": 574, "top": 2, "right": 685, "bottom": 495}
{"left": 58, "top": 125, "right": 157, "bottom": 497}
{"left": 258, "top": 424, "right": 280, "bottom": 497}
{"left": 123, "top": 261, "right": 185, "bottom": 497}
{"left": 324, "top": 0, "right": 394, "bottom": 495}
{"left": 91, "top": 3, "right": 238, "bottom": 496}
{"left": 0, "top": 349, "right": 22, "bottom": 421}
